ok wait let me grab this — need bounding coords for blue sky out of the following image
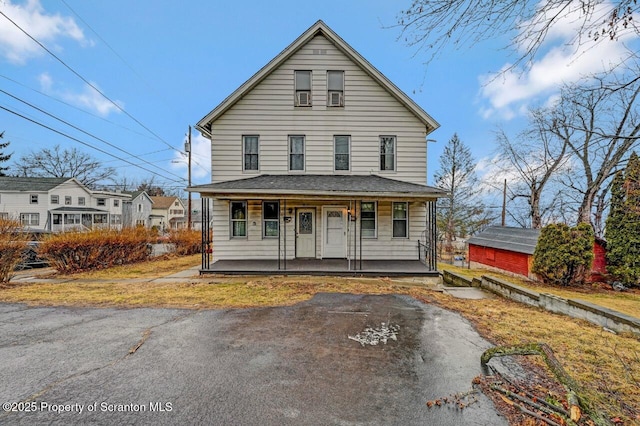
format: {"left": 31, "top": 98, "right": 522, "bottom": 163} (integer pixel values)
{"left": 1, "top": 0, "right": 637, "bottom": 203}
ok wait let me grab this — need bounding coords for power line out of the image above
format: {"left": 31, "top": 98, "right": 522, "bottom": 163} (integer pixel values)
{"left": 0, "top": 104, "right": 186, "bottom": 184}
{"left": 0, "top": 10, "right": 183, "bottom": 156}
{"left": 0, "top": 89, "right": 186, "bottom": 182}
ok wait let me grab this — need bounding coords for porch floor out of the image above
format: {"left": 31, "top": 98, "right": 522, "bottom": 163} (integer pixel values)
{"left": 200, "top": 259, "right": 438, "bottom": 277}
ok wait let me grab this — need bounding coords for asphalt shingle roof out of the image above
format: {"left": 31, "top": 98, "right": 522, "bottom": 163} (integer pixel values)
{"left": 467, "top": 226, "right": 541, "bottom": 255}
{"left": 190, "top": 174, "right": 447, "bottom": 199}
{"left": 0, "top": 176, "right": 71, "bottom": 191}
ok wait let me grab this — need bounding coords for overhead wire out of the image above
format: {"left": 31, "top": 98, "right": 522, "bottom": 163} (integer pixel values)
{"left": 0, "top": 88, "right": 186, "bottom": 182}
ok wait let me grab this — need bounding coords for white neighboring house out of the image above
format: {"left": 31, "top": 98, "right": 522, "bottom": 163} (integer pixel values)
{"left": 191, "top": 21, "right": 445, "bottom": 271}
{"left": 149, "top": 196, "right": 186, "bottom": 231}
{"left": 0, "top": 176, "right": 130, "bottom": 232}
{"left": 122, "top": 190, "right": 154, "bottom": 228}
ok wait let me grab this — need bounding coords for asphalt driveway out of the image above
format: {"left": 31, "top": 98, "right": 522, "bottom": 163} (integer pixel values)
{"left": 0, "top": 294, "right": 507, "bottom": 425}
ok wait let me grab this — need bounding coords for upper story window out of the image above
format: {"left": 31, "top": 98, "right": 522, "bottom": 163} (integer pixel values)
{"left": 380, "top": 136, "right": 396, "bottom": 171}
{"left": 78, "top": 197, "right": 85, "bottom": 206}
{"left": 30, "top": 194, "right": 38, "bottom": 204}
{"left": 294, "top": 70, "right": 312, "bottom": 107}
{"left": 97, "top": 198, "right": 106, "bottom": 207}
{"left": 289, "top": 135, "right": 305, "bottom": 171}
{"left": 51, "top": 195, "right": 59, "bottom": 204}
{"left": 334, "top": 135, "right": 350, "bottom": 171}
{"left": 65, "top": 196, "right": 72, "bottom": 205}
{"left": 243, "top": 135, "right": 259, "bottom": 171}
{"left": 137, "top": 203, "right": 143, "bottom": 212}
{"left": 327, "top": 71, "right": 344, "bottom": 107}
{"left": 114, "top": 199, "right": 120, "bottom": 207}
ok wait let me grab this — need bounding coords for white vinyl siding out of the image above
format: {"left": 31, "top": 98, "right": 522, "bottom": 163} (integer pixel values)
{"left": 209, "top": 34, "right": 428, "bottom": 185}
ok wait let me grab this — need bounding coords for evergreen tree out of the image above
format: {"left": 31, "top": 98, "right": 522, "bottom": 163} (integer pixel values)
{"left": 0, "top": 132, "right": 12, "bottom": 176}
{"left": 606, "top": 152, "right": 640, "bottom": 287}
{"left": 433, "top": 133, "right": 493, "bottom": 259}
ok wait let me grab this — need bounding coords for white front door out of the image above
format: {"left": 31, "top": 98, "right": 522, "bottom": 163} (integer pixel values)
{"left": 296, "top": 209, "right": 315, "bottom": 258}
{"left": 324, "top": 207, "right": 346, "bottom": 258}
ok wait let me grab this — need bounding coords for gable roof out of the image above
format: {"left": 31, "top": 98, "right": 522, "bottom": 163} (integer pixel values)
{"left": 467, "top": 226, "right": 541, "bottom": 255}
{"left": 189, "top": 174, "right": 447, "bottom": 200}
{"left": 124, "top": 190, "right": 153, "bottom": 204}
{"left": 195, "top": 20, "right": 439, "bottom": 137}
{"left": 150, "top": 196, "right": 184, "bottom": 209}
{"left": 0, "top": 176, "right": 82, "bottom": 192}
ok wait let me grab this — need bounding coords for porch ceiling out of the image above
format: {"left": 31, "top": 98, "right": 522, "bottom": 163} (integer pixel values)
{"left": 189, "top": 174, "right": 447, "bottom": 201}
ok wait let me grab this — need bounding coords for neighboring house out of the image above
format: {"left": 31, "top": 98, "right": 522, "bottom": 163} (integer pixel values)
{"left": 468, "top": 226, "right": 607, "bottom": 281}
{"left": 0, "top": 176, "right": 130, "bottom": 232}
{"left": 190, "top": 20, "right": 445, "bottom": 271}
{"left": 122, "top": 191, "right": 154, "bottom": 228}
{"left": 150, "top": 196, "right": 186, "bottom": 231}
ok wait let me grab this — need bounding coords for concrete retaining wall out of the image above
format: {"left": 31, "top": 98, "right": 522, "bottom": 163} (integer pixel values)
{"left": 442, "top": 270, "right": 640, "bottom": 338}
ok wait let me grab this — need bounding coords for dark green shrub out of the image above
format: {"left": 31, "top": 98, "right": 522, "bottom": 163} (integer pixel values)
{"left": 532, "top": 223, "right": 594, "bottom": 286}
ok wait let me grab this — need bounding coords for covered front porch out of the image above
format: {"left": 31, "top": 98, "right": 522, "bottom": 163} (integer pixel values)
{"left": 190, "top": 174, "right": 446, "bottom": 275}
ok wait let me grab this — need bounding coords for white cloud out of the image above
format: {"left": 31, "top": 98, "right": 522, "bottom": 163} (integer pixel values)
{"left": 170, "top": 133, "right": 211, "bottom": 183}
{"left": 478, "top": 0, "right": 639, "bottom": 119}
{"left": 38, "top": 72, "right": 122, "bottom": 117}
{"left": 0, "top": 0, "right": 88, "bottom": 64}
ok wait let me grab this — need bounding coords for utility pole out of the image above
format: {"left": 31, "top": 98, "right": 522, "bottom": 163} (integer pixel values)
{"left": 501, "top": 179, "right": 507, "bottom": 227}
{"left": 186, "top": 126, "right": 192, "bottom": 230}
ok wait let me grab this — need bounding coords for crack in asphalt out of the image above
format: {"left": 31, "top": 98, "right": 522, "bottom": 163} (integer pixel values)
{"left": 0, "top": 309, "right": 199, "bottom": 421}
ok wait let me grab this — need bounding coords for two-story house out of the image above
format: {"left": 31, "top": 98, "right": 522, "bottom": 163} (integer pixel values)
{"left": 149, "top": 196, "right": 186, "bottom": 231}
{"left": 0, "top": 176, "right": 130, "bottom": 232}
{"left": 190, "top": 21, "right": 445, "bottom": 273}
{"left": 122, "top": 190, "right": 154, "bottom": 228}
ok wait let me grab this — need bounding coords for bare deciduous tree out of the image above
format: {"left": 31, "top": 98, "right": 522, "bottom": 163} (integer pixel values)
{"left": 13, "top": 144, "right": 116, "bottom": 188}
{"left": 494, "top": 108, "right": 569, "bottom": 228}
{"left": 396, "top": 0, "right": 639, "bottom": 71}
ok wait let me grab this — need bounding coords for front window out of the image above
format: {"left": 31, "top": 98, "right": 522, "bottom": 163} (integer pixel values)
{"left": 97, "top": 198, "right": 106, "bottom": 207}
{"left": 289, "top": 136, "right": 305, "bottom": 171}
{"left": 20, "top": 213, "right": 39, "bottom": 226}
{"left": 327, "top": 70, "right": 344, "bottom": 106}
{"left": 243, "top": 135, "right": 259, "bottom": 171}
{"left": 294, "top": 70, "right": 311, "bottom": 106}
{"left": 263, "top": 201, "right": 279, "bottom": 238}
{"left": 334, "top": 135, "right": 350, "bottom": 171}
{"left": 64, "top": 214, "right": 80, "bottom": 225}
{"left": 94, "top": 214, "right": 108, "bottom": 224}
{"left": 230, "top": 201, "right": 247, "bottom": 238}
{"left": 30, "top": 194, "right": 38, "bottom": 204}
{"left": 380, "top": 136, "right": 396, "bottom": 171}
{"left": 65, "top": 196, "right": 72, "bottom": 205}
{"left": 392, "top": 202, "right": 408, "bottom": 238}
{"left": 361, "top": 202, "right": 376, "bottom": 238}
{"left": 53, "top": 214, "right": 62, "bottom": 225}
{"left": 51, "top": 195, "right": 59, "bottom": 204}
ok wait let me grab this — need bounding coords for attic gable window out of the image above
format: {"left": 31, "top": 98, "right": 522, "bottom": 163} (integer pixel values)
{"left": 327, "top": 70, "right": 344, "bottom": 107}
{"left": 295, "top": 70, "right": 311, "bottom": 106}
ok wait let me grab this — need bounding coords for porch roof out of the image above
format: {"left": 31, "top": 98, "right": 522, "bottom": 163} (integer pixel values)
{"left": 189, "top": 174, "right": 447, "bottom": 200}
{"left": 50, "top": 207, "right": 108, "bottom": 213}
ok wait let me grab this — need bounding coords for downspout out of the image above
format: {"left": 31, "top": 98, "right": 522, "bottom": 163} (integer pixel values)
{"left": 283, "top": 199, "right": 287, "bottom": 271}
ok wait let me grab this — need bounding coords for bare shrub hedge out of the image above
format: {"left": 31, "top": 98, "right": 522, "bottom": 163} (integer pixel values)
{"left": 0, "top": 219, "right": 29, "bottom": 283}
{"left": 40, "top": 228, "right": 153, "bottom": 274}
{"left": 167, "top": 229, "right": 201, "bottom": 255}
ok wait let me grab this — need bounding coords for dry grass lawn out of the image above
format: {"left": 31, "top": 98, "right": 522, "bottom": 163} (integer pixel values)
{"left": 2, "top": 258, "right": 639, "bottom": 423}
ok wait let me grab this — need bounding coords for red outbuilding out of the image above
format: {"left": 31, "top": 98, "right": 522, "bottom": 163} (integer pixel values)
{"left": 468, "top": 226, "right": 607, "bottom": 282}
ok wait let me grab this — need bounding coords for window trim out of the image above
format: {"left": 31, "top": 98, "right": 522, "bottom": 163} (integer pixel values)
{"left": 294, "top": 70, "right": 312, "bottom": 107}
{"left": 30, "top": 194, "right": 38, "bottom": 204}
{"left": 360, "top": 201, "right": 377, "bottom": 239}
{"left": 333, "top": 135, "right": 350, "bottom": 172}
{"left": 288, "top": 135, "right": 305, "bottom": 172}
{"left": 65, "top": 196, "right": 72, "bottom": 205}
{"left": 262, "top": 201, "right": 279, "bottom": 239}
{"left": 242, "top": 135, "right": 260, "bottom": 172}
{"left": 379, "top": 135, "right": 397, "bottom": 172}
{"left": 392, "top": 202, "right": 409, "bottom": 239}
{"left": 230, "top": 201, "right": 247, "bottom": 239}
{"left": 97, "top": 198, "right": 106, "bottom": 207}
{"left": 51, "top": 195, "right": 59, "bottom": 204}
{"left": 20, "top": 213, "right": 39, "bottom": 226}
{"left": 78, "top": 197, "right": 85, "bottom": 206}
{"left": 327, "top": 70, "right": 344, "bottom": 107}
